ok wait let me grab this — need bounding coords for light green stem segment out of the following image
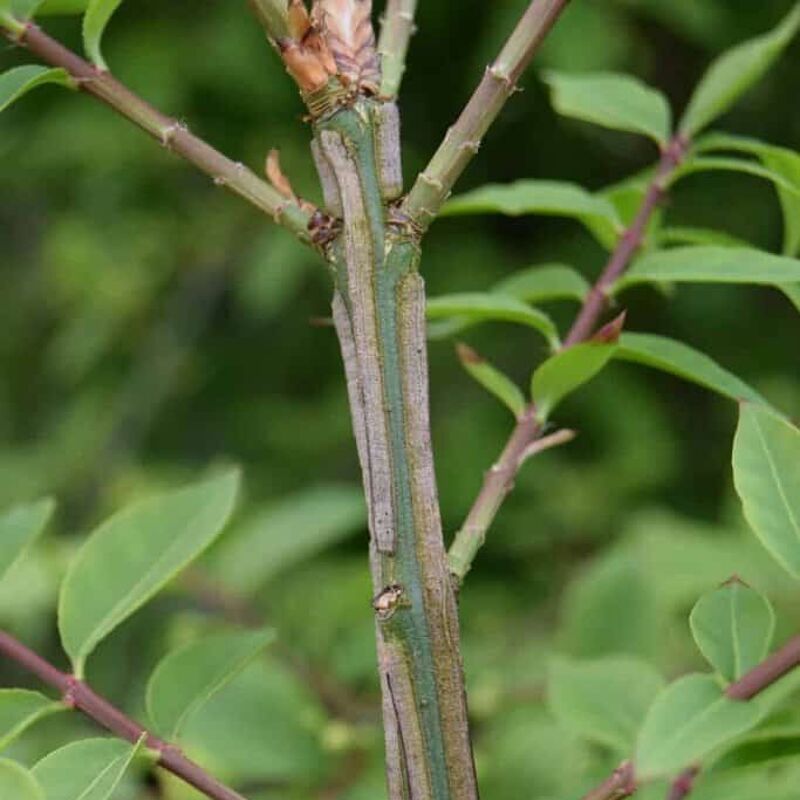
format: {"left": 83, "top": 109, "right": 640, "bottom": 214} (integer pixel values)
{"left": 315, "top": 101, "right": 478, "bottom": 799}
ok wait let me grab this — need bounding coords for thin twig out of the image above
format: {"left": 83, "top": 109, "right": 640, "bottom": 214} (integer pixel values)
{"left": 0, "top": 630, "right": 248, "bottom": 800}
{"left": 447, "top": 133, "right": 689, "bottom": 581}
{"left": 580, "top": 761, "right": 637, "bottom": 800}
{"left": 378, "top": 0, "right": 418, "bottom": 98}
{"left": 727, "top": 634, "right": 800, "bottom": 700}
{"left": 563, "top": 134, "right": 689, "bottom": 346}
{"left": 2, "top": 22, "right": 313, "bottom": 244}
{"left": 402, "top": 0, "right": 573, "bottom": 229}
{"left": 666, "top": 767, "right": 700, "bottom": 800}
{"left": 447, "top": 417, "right": 573, "bottom": 582}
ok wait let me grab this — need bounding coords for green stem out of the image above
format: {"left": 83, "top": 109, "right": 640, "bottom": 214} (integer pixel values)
{"left": 402, "top": 0, "right": 572, "bottom": 229}
{"left": 316, "top": 101, "right": 478, "bottom": 799}
{"left": 378, "top": 0, "right": 419, "bottom": 98}
{"left": 7, "top": 22, "right": 313, "bottom": 244}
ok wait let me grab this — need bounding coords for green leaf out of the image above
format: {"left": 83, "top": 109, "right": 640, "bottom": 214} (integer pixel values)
{"left": 616, "top": 333, "right": 767, "bottom": 405}
{"left": 617, "top": 247, "right": 800, "bottom": 291}
{"left": 0, "top": 498, "right": 54, "bottom": 583}
{"left": 0, "top": 66, "right": 73, "bottom": 113}
{"left": 548, "top": 656, "right": 664, "bottom": 754}
{"left": 656, "top": 226, "right": 751, "bottom": 249}
{"left": 146, "top": 628, "right": 275, "bottom": 739}
{"left": 58, "top": 469, "right": 240, "bottom": 676}
{"left": 780, "top": 283, "right": 800, "bottom": 313}
{"left": 531, "top": 342, "right": 617, "bottom": 421}
{"left": 636, "top": 674, "right": 761, "bottom": 779}
{"left": 544, "top": 70, "right": 672, "bottom": 145}
{"left": 690, "top": 581, "right": 775, "bottom": 683}
{"left": 82, "top": 0, "right": 123, "bottom": 70}
{"left": 213, "top": 485, "right": 363, "bottom": 595}
{"left": 32, "top": 738, "right": 141, "bottom": 800}
{"left": 493, "top": 264, "right": 590, "bottom": 305}
{"left": 441, "top": 180, "right": 621, "bottom": 242}
{"left": 426, "top": 293, "right": 560, "bottom": 349}
{"left": 733, "top": 404, "right": 800, "bottom": 577}
{"left": 456, "top": 343, "right": 526, "bottom": 418}
{"left": 0, "top": 0, "right": 43, "bottom": 20}
{"left": 696, "top": 133, "right": 800, "bottom": 258}
{"left": 0, "top": 690, "right": 63, "bottom": 752}
{"left": 0, "top": 759, "right": 43, "bottom": 800}
{"left": 671, "top": 156, "right": 800, "bottom": 197}
{"left": 679, "top": 4, "right": 800, "bottom": 135}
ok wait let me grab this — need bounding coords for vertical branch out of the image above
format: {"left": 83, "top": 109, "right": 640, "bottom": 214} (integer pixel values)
{"left": 402, "top": 0, "right": 572, "bottom": 229}
{"left": 378, "top": 0, "right": 419, "bottom": 98}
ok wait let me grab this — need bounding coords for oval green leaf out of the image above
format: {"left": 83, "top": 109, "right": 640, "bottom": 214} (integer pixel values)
{"left": 548, "top": 656, "right": 664, "bottom": 754}
{"left": 532, "top": 342, "right": 617, "bottom": 422}
{"left": 442, "top": 180, "right": 621, "bottom": 243}
{"left": 493, "top": 263, "right": 590, "bottom": 305}
{"left": 0, "top": 498, "right": 54, "bottom": 583}
{"left": 544, "top": 70, "right": 672, "bottom": 145}
{"left": 0, "top": 66, "right": 73, "bottom": 113}
{"left": 636, "top": 674, "right": 761, "bottom": 779}
{"left": 690, "top": 581, "right": 775, "bottom": 683}
{"left": 82, "top": 0, "right": 123, "bottom": 70}
{"left": 680, "top": 4, "right": 800, "bottom": 136}
{"left": 146, "top": 628, "right": 275, "bottom": 739}
{"left": 616, "top": 333, "right": 766, "bottom": 405}
{"left": 426, "top": 292, "right": 560, "bottom": 349}
{"left": 0, "top": 758, "right": 43, "bottom": 800}
{"left": 733, "top": 404, "right": 800, "bottom": 577}
{"left": 456, "top": 343, "right": 526, "bottom": 419}
{"left": 0, "top": 0, "right": 43, "bottom": 20}
{"left": 32, "top": 738, "right": 140, "bottom": 800}
{"left": 618, "top": 246, "right": 800, "bottom": 291}
{"left": 0, "top": 690, "right": 63, "bottom": 752}
{"left": 58, "top": 469, "right": 240, "bottom": 676}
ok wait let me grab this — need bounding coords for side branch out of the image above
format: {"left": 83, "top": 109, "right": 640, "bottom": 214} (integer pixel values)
{"left": 4, "top": 22, "right": 313, "bottom": 244}
{"left": 579, "top": 634, "right": 800, "bottom": 800}
{"left": 402, "top": 0, "right": 572, "bottom": 229}
{"left": 378, "top": 0, "right": 418, "bottom": 98}
{"left": 447, "top": 133, "right": 688, "bottom": 581}
{"left": 0, "top": 630, "right": 248, "bottom": 800}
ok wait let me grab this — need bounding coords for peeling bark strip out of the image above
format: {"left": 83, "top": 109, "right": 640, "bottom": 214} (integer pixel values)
{"left": 321, "top": 100, "right": 479, "bottom": 799}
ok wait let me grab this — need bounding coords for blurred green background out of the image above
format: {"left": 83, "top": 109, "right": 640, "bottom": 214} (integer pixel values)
{"left": 2, "top": 1, "right": 800, "bottom": 798}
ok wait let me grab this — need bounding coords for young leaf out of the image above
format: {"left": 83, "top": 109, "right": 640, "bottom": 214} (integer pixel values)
{"left": 0, "top": 690, "right": 63, "bottom": 752}
{"left": 690, "top": 580, "right": 775, "bottom": 683}
{"left": 58, "top": 469, "right": 240, "bottom": 676}
{"left": 0, "top": 66, "right": 73, "bottom": 113}
{"left": 0, "top": 759, "right": 43, "bottom": 800}
{"left": 671, "top": 156, "right": 800, "bottom": 197}
{"left": 781, "top": 283, "right": 800, "bottom": 313}
{"left": 32, "top": 738, "right": 141, "bottom": 800}
{"left": 617, "top": 246, "right": 800, "bottom": 291}
{"left": 82, "top": 0, "right": 123, "bottom": 70}
{"left": 636, "top": 674, "right": 761, "bottom": 779}
{"left": 146, "top": 628, "right": 275, "bottom": 739}
{"left": 531, "top": 341, "right": 617, "bottom": 422}
{"left": 493, "top": 264, "right": 590, "bottom": 305}
{"left": 213, "top": 486, "right": 364, "bottom": 594}
{"left": 456, "top": 343, "right": 526, "bottom": 419}
{"left": 548, "top": 656, "right": 664, "bottom": 754}
{"left": 441, "top": 180, "right": 621, "bottom": 243}
{"left": 616, "top": 333, "right": 766, "bottom": 405}
{"left": 544, "top": 70, "right": 672, "bottom": 145}
{"left": 0, "top": 498, "right": 54, "bottom": 583}
{"left": 679, "top": 4, "right": 800, "bottom": 136}
{"left": 733, "top": 404, "right": 800, "bottom": 577}
{"left": 427, "top": 293, "right": 560, "bottom": 349}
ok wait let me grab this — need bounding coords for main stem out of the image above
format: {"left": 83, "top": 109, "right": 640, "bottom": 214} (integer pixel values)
{"left": 315, "top": 100, "right": 478, "bottom": 799}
